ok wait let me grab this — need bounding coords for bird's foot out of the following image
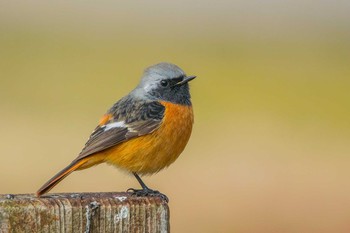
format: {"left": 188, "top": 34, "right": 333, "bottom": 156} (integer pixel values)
{"left": 127, "top": 187, "right": 169, "bottom": 203}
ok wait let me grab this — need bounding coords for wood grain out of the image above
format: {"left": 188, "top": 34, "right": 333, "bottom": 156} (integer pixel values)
{"left": 0, "top": 192, "right": 169, "bottom": 233}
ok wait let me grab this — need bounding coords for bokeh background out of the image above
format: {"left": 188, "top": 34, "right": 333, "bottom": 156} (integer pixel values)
{"left": 1, "top": 1, "right": 350, "bottom": 232}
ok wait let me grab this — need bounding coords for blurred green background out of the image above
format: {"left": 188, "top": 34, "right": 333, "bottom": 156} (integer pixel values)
{"left": 1, "top": 1, "right": 350, "bottom": 232}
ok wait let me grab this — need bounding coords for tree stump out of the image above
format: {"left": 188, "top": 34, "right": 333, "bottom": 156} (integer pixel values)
{"left": 0, "top": 192, "right": 169, "bottom": 233}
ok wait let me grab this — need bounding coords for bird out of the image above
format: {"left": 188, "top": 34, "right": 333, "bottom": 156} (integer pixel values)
{"left": 36, "top": 62, "right": 195, "bottom": 201}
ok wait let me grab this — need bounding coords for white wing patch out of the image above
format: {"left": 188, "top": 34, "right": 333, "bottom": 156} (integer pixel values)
{"left": 103, "top": 121, "right": 126, "bottom": 131}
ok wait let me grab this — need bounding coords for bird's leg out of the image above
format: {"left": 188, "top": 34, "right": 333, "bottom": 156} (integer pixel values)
{"left": 127, "top": 172, "right": 169, "bottom": 202}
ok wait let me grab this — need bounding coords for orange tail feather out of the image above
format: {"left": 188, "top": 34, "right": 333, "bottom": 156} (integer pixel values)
{"left": 36, "top": 159, "right": 86, "bottom": 197}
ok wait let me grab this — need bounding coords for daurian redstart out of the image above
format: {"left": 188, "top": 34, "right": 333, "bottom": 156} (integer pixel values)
{"left": 37, "top": 63, "right": 195, "bottom": 201}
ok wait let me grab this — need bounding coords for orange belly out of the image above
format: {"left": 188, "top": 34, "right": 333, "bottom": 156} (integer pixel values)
{"left": 84, "top": 101, "right": 193, "bottom": 175}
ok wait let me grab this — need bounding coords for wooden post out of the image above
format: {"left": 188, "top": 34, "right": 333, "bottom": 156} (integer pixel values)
{"left": 0, "top": 192, "right": 169, "bottom": 233}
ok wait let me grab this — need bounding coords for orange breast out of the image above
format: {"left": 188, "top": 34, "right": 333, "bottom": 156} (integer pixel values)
{"left": 101, "top": 101, "right": 194, "bottom": 174}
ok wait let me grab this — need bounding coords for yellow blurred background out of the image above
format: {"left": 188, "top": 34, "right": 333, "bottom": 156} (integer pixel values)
{"left": 1, "top": 1, "right": 350, "bottom": 232}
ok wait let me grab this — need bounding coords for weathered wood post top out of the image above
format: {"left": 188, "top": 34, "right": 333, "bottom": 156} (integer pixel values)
{"left": 0, "top": 192, "right": 169, "bottom": 233}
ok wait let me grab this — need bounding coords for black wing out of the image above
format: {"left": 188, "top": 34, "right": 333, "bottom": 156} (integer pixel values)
{"left": 75, "top": 99, "right": 165, "bottom": 161}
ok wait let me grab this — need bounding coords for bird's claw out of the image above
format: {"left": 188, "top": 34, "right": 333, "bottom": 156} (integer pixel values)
{"left": 127, "top": 188, "right": 169, "bottom": 202}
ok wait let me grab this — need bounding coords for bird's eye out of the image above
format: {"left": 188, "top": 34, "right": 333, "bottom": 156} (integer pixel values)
{"left": 160, "top": 80, "right": 168, "bottom": 87}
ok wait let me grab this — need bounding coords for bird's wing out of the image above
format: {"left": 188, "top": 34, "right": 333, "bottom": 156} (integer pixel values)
{"left": 75, "top": 99, "right": 165, "bottom": 161}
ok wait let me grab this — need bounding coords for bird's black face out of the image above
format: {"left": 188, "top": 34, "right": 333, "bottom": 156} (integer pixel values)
{"left": 153, "top": 75, "right": 196, "bottom": 105}
{"left": 138, "top": 63, "right": 196, "bottom": 106}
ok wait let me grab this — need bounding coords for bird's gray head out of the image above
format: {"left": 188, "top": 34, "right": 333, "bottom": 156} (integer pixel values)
{"left": 134, "top": 62, "right": 196, "bottom": 105}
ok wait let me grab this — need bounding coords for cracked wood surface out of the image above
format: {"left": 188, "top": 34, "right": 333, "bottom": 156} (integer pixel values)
{"left": 0, "top": 192, "right": 169, "bottom": 233}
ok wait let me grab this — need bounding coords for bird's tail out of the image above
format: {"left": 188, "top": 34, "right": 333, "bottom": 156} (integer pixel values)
{"left": 36, "top": 159, "right": 86, "bottom": 197}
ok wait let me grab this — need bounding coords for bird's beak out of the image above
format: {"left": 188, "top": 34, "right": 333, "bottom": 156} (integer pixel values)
{"left": 176, "top": 75, "right": 196, "bottom": 86}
